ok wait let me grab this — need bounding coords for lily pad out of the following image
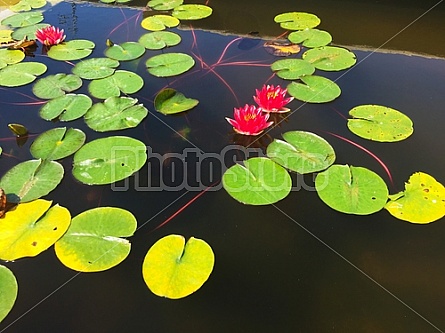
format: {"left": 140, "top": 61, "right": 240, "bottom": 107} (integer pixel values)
{"left": 172, "top": 4, "right": 213, "bottom": 20}
{"left": 39, "top": 94, "right": 93, "bottom": 121}
{"left": 147, "top": 0, "right": 183, "bottom": 10}
{"left": 138, "top": 31, "right": 181, "bottom": 50}
{"left": 104, "top": 42, "right": 145, "bottom": 61}
{"left": 0, "top": 48, "right": 25, "bottom": 70}
{"left": 11, "top": 23, "right": 49, "bottom": 40}
{"left": 347, "top": 105, "right": 414, "bottom": 142}
{"left": 0, "top": 159, "right": 64, "bottom": 203}
{"left": 0, "top": 29, "right": 13, "bottom": 43}
{"left": 55, "top": 207, "right": 137, "bottom": 272}
{"left": 288, "top": 28, "right": 332, "bottom": 48}
{"left": 72, "top": 58, "right": 119, "bottom": 80}
{"left": 287, "top": 75, "right": 341, "bottom": 103}
{"left": 154, "top": 88, "right": 198, "bottom": 114}
{"left": 100, "top": 0, "right": 132, "bottom": 3}
{"left": 85, "top": 96, "right": 148, "bottom": 132}
{"left": 30, "top": 127, "right": 86, "bottom": 160}
{"left": 222, "top": 157, "right": 292, "bottom": 205}
{"left": 47, "top": 40, "right": 95, "bottom": 61}
{"left": 267, "top": 131, "right": 335, "bottom": 174}
{"left": 146, "top": 53, "right": 194, "bottom": 77}
{"left": 0, "top": 62, "right": 46, "bottom": 87}
{"left": 88, "top": 70, "right": 144, "bottom": 99}
{"left": 385, "top": 172, "right": 445, "bottom": 223}
{"left": 270, "top": 58, "right": 315, "bottom": 80}
{"left": 0, "top": 199, "right": 71, "bottom": 261}
{"left": 142, "top": 235, "right": 214, "bottom": 299}
{"left": 141, "top": 15, "right": 179, "bottom": 31}
{"left": 72, "top": 136, "right": 147, "bottom": 185}
{"left": 1, "top": 11, "right": 44, "bottom": 27}
{"left": 8, "top": 123, "right": 28, "bottom": 136}
{"left": 0, "top": 265, "right": 18, "bottom": 323}
{"left": 274, "top": 12, "right": 321, "bottom": 30}
{"left": 303, "top": 46, "right": 356, "bottom": 71}
{"left": 33, "top": 73, "right": 82, "bottom": 99}
{"left": 10, "top": 0, "right": 46, "bottom": 12}
{"left": 315, "top": 164, "right": 389, "bottom": 215}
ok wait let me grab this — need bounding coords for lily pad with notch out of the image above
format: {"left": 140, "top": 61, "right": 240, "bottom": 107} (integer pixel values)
{"left": 288, "top": 28, "right": 332, "bottom": 48}
{"left": 0, "top": 62, "right": 46, "bottom": 87}
{"left": 287, "top": 75, "right": 341, "bottom": 103}
{"left": 72, "top": 57, "right": 119, "bottom": 80}
{"left": 146, "top": 52, "right": 194, "bottom": 77}
{"left": 172, "top": 4, "right": 213, "bottom": 20}
{"left": 39, "top": 94, "right": 92, "bottom": 121}
{"left": 302, "top": 46, "right": 356, "bottom": 71}
{"left": 32, "top": 73, "right": 82, "bottom": 99}
{"left": 88, "top": 70, "right": 144, "bottom": 99}
{"left": 1, "top": 11, "right": 44, "bottom": 27}
{"left": 11, "top": 23, "right": 49, "bottom": 40}
{"left": 274, "top": 12, "right": 321, "bottom": 30}
{"left": 0, "top": 49, "right": 25, "bottom": 69}
{"left": 271, "top": 58, "right": 315, "bottom": 80}
{"left": 141, "top": 15, "right": 180, "bottom": 31}
{"left": 147, "top": 0, "right": 183, "bottom": 10}
{"left": 138, "top": 31, "right": 181, "bottom": 50}
{"left": 10, "top": 0, "right": 46, "bottom": 12}
{"left": 104, "top": 42, "right": 145, "bottom": 61}
{"left": 47, "top": 40, "right": 95, "bottom": 61}
{"left": 154, "top": 88, "right": 198, "bottom": 114}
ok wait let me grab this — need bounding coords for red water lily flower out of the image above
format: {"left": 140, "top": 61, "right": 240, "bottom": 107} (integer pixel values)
{"left": 226, "top": 104, "right": 273, "bottom": 136}
{"left": 254, "top": 84, "right": 294, "bottom": 113}
{"left": 35, "top": 26, "right": 66, "bottom": 46}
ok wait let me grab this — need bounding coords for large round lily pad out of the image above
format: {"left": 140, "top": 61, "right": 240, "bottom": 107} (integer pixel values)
{"left": 1, "top": 11, "right": 44, "bottom": 27}
{"left": 0, "top": 49, "right": 25, "bottom": 69}
{"left": 302, "top": 46, "right": 356, "bottom": 71}
{"left": 146, "top": 53, "right": 194, "bottom": 77}
{"left": 104, "top": 42, "right": 145, "bottom": 61}
{"left": 288, "top": 28, "right": 332, "bottom": 48}
{"left": 88, "top": 70, "right": 144, "bottom": 99}
{"left": 47, "top": 40, "right": 95, "bottom": 61}
{"left": 72, "top": 58, "right": 119, "bottom": 80}
{"left": 0, "top": 265, "right": 18, "bottom": 323}
{"left": 274, "top": 12, "right": 321, "bottom": 30}
{"left": 172, "top": 4, "right": 213, "bottom": 20}
{"left": 287, "top": 75, "right": 341, "bottom": 103}
{"left": 315, "top": 164, "right": 389, "bottom": 215}
{"left": 141, "top": 15, "right": 179, "bottom": 31}
{"left": 138, "top": 31, "right": 181, "bottom": 50}
{"left": 154, "top": 88, "right": 198, "bottom": 114}
{"left": 39, "top": 94, "right": 92, "bottom": 121}
{"left": 10, "top": 0, "right": 46, "bottom": 12}
{"left": 32, "top": 73, "right": 82, "bottom": 99}
{"left": 0, "top": 62, "right": 46, "bottom": 87}
{"left": 270, "top": 58, "right": 315, "bottom": 80}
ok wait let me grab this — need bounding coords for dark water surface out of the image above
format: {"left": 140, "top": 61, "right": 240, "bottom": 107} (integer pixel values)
{"left": 1, "top": 1, "right": 445, "bottom": 332}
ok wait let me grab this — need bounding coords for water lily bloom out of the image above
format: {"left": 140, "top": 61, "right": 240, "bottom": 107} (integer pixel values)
{"left": 226, "top": 104, "right": 273, "bottom": 136}
{"left": 35, "top": 26, "right": 66, "bottom": 46}
{"left": 254, "top": 84, "right": 294, "bottom": 113}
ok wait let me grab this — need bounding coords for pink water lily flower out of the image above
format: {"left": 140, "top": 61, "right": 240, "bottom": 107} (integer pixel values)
{"left": 254, "top": 84, "right": 294, "bottom": 113}
{"left": 35, "top": 26, "right": 66, "bottom": 46}
{"left": 226, "top": 104, "right": 273, "bottom": 136}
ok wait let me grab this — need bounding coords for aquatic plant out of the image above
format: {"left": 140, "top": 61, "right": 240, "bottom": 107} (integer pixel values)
{"left": 254, "top": 84, "right": 294, "bottom": 113}
{"left": 226, "top": 104, "right": 273, "bottom": 136}
{"left": 35, "top": 25, "right": 65, "bottom": 46}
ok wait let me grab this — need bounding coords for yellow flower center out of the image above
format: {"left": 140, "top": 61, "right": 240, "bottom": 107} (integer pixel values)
{"left": 267, "top": 91, "right": 278, "bottom": 99}
{"left": 244, "top": 113, "right": 256, "bottom": 121}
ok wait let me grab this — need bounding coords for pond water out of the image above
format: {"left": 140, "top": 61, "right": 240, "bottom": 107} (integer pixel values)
{"left": 1, "top": 0, "right": 445, "bottom": 332}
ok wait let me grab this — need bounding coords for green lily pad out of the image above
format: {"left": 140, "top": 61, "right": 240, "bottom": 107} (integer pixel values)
{"left": 47, "top": 40, "right": 95, "bottom": 61}
{"left": 1, "top": 11, "right": 44, "bottom": 27}
{"left": 267, "top": 131, "right": 335, "bottom": 174}
{"left": 142, "top": 235, "right": 214, "bottom": 299}
{"left": 146, "top": 53, "right": 194, "bottom": 77}
{"left": 55, "top": 207, "right": 137, "bottom": 272}
{"left": 138, "top": 31, "right": 181, "bottom": 50}
{"left": 315, "top": 164, "right": 389, "bottom": 215}
{"left": 147, "top": 0, "right": 183, "bottom": 10}
{"left": 30, "top": 127, "right": 86, "bottom": 160}
{"left": 222, "top": 157, "right": 292, "bottom": 205}
{"left": 270, "top": 58, "right": 315, "bottom": 80}
{"left": 385, "top": 172, "right": 445, "bottom": 223}
{"left": 72, "top": 58, "right": 119, "bottom": 80}
{"left": 347, "top": 105, "right": 414, "bottom": 142}
{"left": 302, "top": 46, "right": 356, "bottom": 71}
{"left": 0, "top": 49, "right": 25, "bottom": 70}
{"left": 288, "top": 28, "right": 332, "bottom": 48}
{"left": 85, "top": 96, "right": 148, "bottom": 132}
{"left": 11, "top": 23, "right": 49, "bottom": 40}
{"left": 72, "top": 136, "right": 147, "bottom": 185}
{"left": 141, "top": 15, "right": 179, "bottom": 31}
{"left": 0, "top": 62, "right": 46, "bottom": 87}
{"left": 287, "top": 75, "right": 341, "bottom": 103}
{"left": 32, "top": 73, "right": 82, "bottom": 99}
{"left": 104, "top": 42, "right": 145, "bottom": 61}
{"left": 10, "top": 0, "right": 46, "bottom": 12}
{"left": 0, "top": 159, "right": 64, "bottom": 203}
{"left": 39, "top": 94, "right": 93, "bottom": 121}
{"left": 88, "top": 70, "right": 144, "bottom": 99}
{"left": 0, "top": 199, "right": 71, "bottom": 261}
{"left": 0, "top": 265, "right": 18, "bottom": 323}
{"left": 100, "top": 0, "right": 132, "bottom": 3}
{"left": 274, "top": 12, "right": 321, "bottom": 30}
{"left": 172, "top": 4, "right": 213, "bottom": 20}
{"left": 154, "top": 88, "right": 198, "bottom": 114}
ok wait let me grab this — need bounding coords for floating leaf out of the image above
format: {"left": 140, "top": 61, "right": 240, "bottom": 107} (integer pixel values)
{"left": 47, "top": 39, "right": 95, "bottom": 61}
{"left": 385, "top": 172, "right": 445, "bottom": 223}
{"left": 1, "top": 11, "right": 43, "bottom": 27}
{"left": 30, "top": 127, "right": 86, "bottom": 160}
{"left": 274, "top": 12, "right": 320, "bottom": 30}
{"left": 302, "top": 46, "right": 356, "bottom": 71}
{"left": 11, "top": 23, "right": 49, "bottom": 40}
{"left": 315, "top": 164, "right": 388, "bottom": 215}
{"left": 154, "top": 88, "right": 198, "bottom": 114}
{"left": 172, "top": 4, "right": 212, "bottom": 20}
{"left": 270, "top": 58, "right": 315, "bottom": 80}
{"left": 146, "top": 52, "right": 194, "bottom": 77}
{"left": 141, "top": 15, "right": 179, "bottom": 31}
{"left": 287, "top": 75, "right": 341, "bottom": 103}
{"left": 267, "top": 131, "right": 335, "bottom": 174}
{"left": 72, "top": 136, "right": 147, "bottom": 185}
{"left": 88, "top": 70, "right": 144, "bottom": 99}
{"left": 0, "top": 199, "right": 70, "bottom": 261}
{"left": 39, "top": 94, "right": 92, "bottom": 121}
{"left": 222, "top": 157, "right": 292, "bottom": 205}
{"left": 10, "top": 0, "right": 46, "bottom": 12}
{"left": 0, "top": 29, "right": 13, "bottom": 43}
{"left": 288, "top": 28, "right": 332, "bottom": 48}
{"left": 104, "top": 42, "right": 145, "bottom": 61}
{"left": 8, "top": 123, "right": 28, "bottom": 136}
{"left": 100, "top": 0, "right": 132, "bottom": 3}
{"left": 347, "top": 105, "right": 414, "bottom": 142}
{"left": 0, "top": 62, "right": 46, "bottom": 87}
{"left": 143, "top": 235, "right": 214, "bottom": 299}
{"left": 55, "top": 207, "right": 137, "bottom": 272}
{"left": 147, "top": 0, "right": 183, "bottom": 10}
{"left": 138, "top": 31, "right": 181, "bottom": 50}
{"left": 263, "top": 41, "right": 300, "bottom": 57}
{"left": 72, "top": 57, "right": 119, "bottom": 80}
{"left": 0, "top": 159, "right": 64, "bottom": 203}
{"left": 0, "top": 265, "right": 18, "bottom": 323}
{"left": 32, "top": 73, "right": 82, "bottom": 99}
{"left": 85, "top": 96, "right": 148, "bottom": 132}
{"left": 0, "top": 49, "right": 24, "bottom": 69}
